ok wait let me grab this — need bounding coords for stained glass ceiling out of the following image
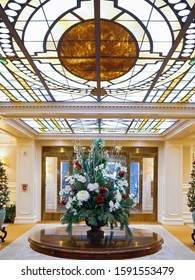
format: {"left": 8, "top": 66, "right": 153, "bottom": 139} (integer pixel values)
{"left": 0, "top": 0, "right": 195, "bottom": 138}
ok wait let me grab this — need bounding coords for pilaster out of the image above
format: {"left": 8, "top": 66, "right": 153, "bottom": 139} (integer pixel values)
{"left": 14, "top": 139, "right": 41, "bottom": 223}
{"left": 161, "top": 143, "right": 184, "bottom": 225}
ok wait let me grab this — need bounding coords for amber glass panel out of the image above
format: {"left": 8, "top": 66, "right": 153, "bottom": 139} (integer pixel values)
{"left": 59, "top": 19, "right": 138, "bottom": 81}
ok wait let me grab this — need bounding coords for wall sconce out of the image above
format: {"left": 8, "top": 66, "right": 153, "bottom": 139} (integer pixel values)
{"left": 0, "top": 157, "right": 5, "bottom": 165}
{"left": 21, "top": 184, "right": 28, "bottom": 191}
{"left": 0, "top": 158, "right": 8, "bottom": 166}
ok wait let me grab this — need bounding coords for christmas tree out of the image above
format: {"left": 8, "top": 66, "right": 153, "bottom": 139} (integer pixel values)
{"left": 187, "top": 160, "right": 195, "bottom": 212}
{"left": 0, "top": 160, "right": 10, "bottom": 209}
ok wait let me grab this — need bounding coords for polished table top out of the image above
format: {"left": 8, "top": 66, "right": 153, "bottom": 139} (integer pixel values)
{"left": 28, "top": 225, "right": 164, "bottom": 259}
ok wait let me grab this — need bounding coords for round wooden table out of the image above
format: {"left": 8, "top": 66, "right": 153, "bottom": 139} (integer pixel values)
{"left": 28, "top": 225, "right": 163, "bottom": 259}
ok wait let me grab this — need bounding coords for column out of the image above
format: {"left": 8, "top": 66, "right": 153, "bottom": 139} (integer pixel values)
{"left": 161, "top": 143, "right": 184, "bottom": 225}
{"left": 14, "top": 139, "right": 41, "bottom": 223}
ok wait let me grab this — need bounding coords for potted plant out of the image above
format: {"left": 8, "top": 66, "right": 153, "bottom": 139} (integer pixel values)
{"left": 60, "top": 139, "right": 137, "bottom": 236}
{"left": 187, "top": 160, "right": 195, "bottom": 226}
{"left": 5, "top": 202, "right": 16, "bottom": 223}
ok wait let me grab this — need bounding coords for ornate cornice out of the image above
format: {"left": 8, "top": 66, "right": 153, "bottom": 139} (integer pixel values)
{"left": 0, "top": 102, "right": 195, "bottom": 140}
{"left": 0, "top": 102, "right": 195, "bottom": 119}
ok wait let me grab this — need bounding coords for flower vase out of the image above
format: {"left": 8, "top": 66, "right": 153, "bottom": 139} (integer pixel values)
{"left": 85, "top": 219, "right": 106, "bottom": 238}
{"left": 192, "top": 210, "right": 195, "bottom": 227}
{"left": 0, "top": 208, "right": 6, "bottom": 228}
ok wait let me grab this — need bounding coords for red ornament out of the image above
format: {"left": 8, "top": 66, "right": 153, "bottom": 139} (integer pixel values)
{"left": 96, "top": 196, "right": 104, "bottom": 204}
{"left": 122, "top": 194, "right": 128, "bottom": 200}
{"left": 99, "top": 186, "right": 107, "bottom": 195}
{"left": 61, "top": 198, "right": 67, "bottom": 205}
{"left": 118, "top": 171, "right": 124, "bottom": 178}
{"left": 75, "top": 161, "right": 82, "bottom": 170}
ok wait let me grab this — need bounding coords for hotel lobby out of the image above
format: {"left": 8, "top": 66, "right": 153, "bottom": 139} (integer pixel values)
{"left": 0, "top": 0, "right": 195, "bottom": 259}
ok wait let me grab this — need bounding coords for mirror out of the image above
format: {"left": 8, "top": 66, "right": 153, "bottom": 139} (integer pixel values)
{"left": 45, "top": 157, "right": 58, "bottom": 212}
{"left": 130, "top": 157, "right": 155, "bottom": 214}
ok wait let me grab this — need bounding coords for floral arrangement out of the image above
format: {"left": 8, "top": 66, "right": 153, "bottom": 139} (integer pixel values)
{"left": 187, "top": 160, "right": 195, "bottom": 212}
{"left": 60, "top": 139, "right": 137, "bottom": 234}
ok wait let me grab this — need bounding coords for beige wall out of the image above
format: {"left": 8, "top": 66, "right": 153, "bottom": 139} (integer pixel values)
{"left": 183, "top": 146, "right": 191, "bottom": 184}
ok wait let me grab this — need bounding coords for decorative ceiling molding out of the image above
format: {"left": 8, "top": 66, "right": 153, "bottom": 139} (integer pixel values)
{"left": 0, "top": 117, "right": 34, "bottom": 139}
{"left": 31, "top": 132, "right": 165, "bottom": 142}
{"left": 0, "top": 102, "right": 195, "bottom": 119}
{"left": 164, "top": 120, "right": 195, "bottom": 139}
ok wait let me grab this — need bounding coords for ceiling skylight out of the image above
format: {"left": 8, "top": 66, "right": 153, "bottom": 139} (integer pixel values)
{"left": 0, "top": 0, "right": 194, "bottom": 137}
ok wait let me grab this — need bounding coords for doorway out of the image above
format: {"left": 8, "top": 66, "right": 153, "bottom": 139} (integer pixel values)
{"left": 41, "top": 146, "right": 73, "bottom": 220}
{"left": 127, "top": 147, "right": 158, "bottom": 222}
{"left": 41, "top": 146, "right": 158, "bottom": 222}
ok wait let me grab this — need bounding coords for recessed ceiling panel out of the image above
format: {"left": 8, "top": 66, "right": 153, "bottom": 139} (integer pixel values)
{"left": 20, "top": 117, "right": 178, "bottom": 135}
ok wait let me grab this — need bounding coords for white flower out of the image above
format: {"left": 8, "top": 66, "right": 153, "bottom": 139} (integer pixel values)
{"left": 115, "top": 190, "right": 122, "bottom": 202}
{"left": 120, "top": 166, "right": 127, "bottom": 172}
{"left": 64, "top": 185, "right": 72, "bottom": 194}
{"left": 66, "top": 198, "right": 73, "bottom": 209}
{"left": 104, "top": 150, "right": 109, "bottom": 158}
{"left": 104, "top": 172, "right": 115, "bottom": 179}
{"left": 78, "top": 200, "right": 83, "bottom": 206}
{"left": 95, "top": 163, "right": 105, "bottom": 171}
{"left": 99, "top": 163, "right": 104, "bottom": 170}
{"left": 76, "top": 190, "right": 90, "bottom": 202}
{"left": 59, "top": 190, "right": 64, "bottom": 196}
{"left": 109, "top": 200, "right": 121, "bottom": 212}
{"left": 72, "top": 209, "right": 77, "bottom": 215}
{"left": 87, "top": 182, "right": 99, "bottom": 192}
{"left": 123, "top": 180, "right": 128, "bottom": 187}
{"left": 75, "top": 174, "right": 86, "bottom": 183}
{"left": 115, "top": 202, "right": 120, "bottom": 209}
{"left": 102, "top": 168, "right": 108, "bottom": 176}
{"left": 66, "top": 175, "right": 75, "bottom": 184}
{"left": 118, "top": 179, "right": 128, "bottom": 188}
{"left": 120, "top": 187, "right": 125, "bottom": 194}
{"left": 129, "top": 194, "right": 138, "bottom": 207}
{"left": 66, "top": 196, "right": 77, "bottom": 209}
{"left": 98, "top": 141, "right": 105, "bottom": 148}
{"left": 109, "top": 201, "right": 115, "bottom": 212}
{"left": 115, "top": 162, "right": 121, "bottom": 168}
{"left": 129, "top": 193, "right": 135, "bottom": 199}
